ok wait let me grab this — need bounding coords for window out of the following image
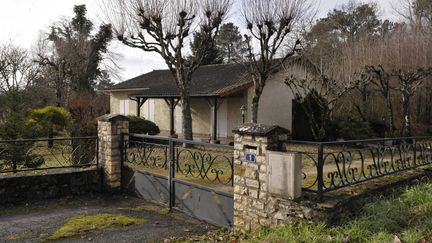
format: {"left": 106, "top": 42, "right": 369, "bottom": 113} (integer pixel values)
{"left": 119, "top": 99, "right": 130, "bottom": 115}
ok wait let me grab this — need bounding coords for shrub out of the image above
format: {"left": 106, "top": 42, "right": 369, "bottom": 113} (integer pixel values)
{"left": 369, "top": 119, "right": 387, "bottom": 138}
{"left": 128, "top": 116, "right": 160, "bottom": 135}
{"left": 0, "top": 90, "right": 42, "bottom": 169}
{"left": 328, "top": 118, "right": 373, "bottom": 140}
{"left": 28, "top": 106, "right": 72, "bottom": 138}
{"left": 292, "top": 91, "right": 331, "bottom": 141}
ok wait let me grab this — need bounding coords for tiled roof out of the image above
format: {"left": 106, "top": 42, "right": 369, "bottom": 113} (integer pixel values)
{"left": 109, "top": 62, "right": 252, "bottom": 97}
{"left": 108, "top": 56, "right": 319, "bottom": 98}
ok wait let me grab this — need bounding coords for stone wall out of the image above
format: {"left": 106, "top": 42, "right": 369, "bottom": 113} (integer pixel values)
{"left": 233, "top": 124, "right": 323, "bottom": 231}
{"left": 0, "top": 168, "right": 100, "bottom": 205}
{"left": 97, "top": 114, "right": 129, "bottom": 191}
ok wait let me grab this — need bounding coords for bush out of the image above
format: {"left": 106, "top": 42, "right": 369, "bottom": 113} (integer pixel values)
{"left": 328, "top": 118, "right": 373, "bottom": 140}
{"left": 369, "top": 119, "right": 387, "bottom": 137}
{"left": 128, "top": 116, "right": 160, "bottom": 135}
{"left": 28, "top": 106, "right": 72, "bottom": 138}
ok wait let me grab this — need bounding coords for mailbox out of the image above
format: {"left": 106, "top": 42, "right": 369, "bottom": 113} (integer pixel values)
{"left": 267, "top": 151, "right": 302, "bottom": 199}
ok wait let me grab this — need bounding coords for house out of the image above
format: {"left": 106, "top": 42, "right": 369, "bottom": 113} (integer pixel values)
{"left": 106, "top": 57, "right": 319, "bottom": 143}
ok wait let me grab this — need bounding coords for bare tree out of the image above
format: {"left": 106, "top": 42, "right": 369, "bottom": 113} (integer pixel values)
{"left": 241, "top": 0, "right": 313, "bottom": 123}
{"left": 364, "top": 65, "right": 395, "bottom": 137}
{"left": 285, "top": 75, "right": 358, "bottom": 141}
{"left": 0, "top": 43, "right": 39, "bottom": 93}
{"left": 100, "top": 0, "right": 231, "bottom": 140}
{"left": 395, "top": 0, "right": 432, "bottom": 28}
{"left": 35, "top": 36, "right": 71, "bottom": 107}
{"left": 393, "top": 68, "right": 432, "bottom": 137}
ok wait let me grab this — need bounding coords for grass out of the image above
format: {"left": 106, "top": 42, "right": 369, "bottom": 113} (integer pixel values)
{"left": 0, "top": 139, "right": 96, "bottom": 176}
{"left": 170, "top": 177, "right": 432, "bottom": 243}
{"left": 42, "top": 213, "right": 145, "bottom": 241}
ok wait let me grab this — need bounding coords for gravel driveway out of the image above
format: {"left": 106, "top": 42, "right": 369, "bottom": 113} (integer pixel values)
{"left": 0, "top": 194, "right": 216, "bottom": 242}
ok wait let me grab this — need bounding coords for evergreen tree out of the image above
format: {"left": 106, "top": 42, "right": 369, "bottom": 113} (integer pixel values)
{"left": 36, "top": 5, "right": 113, "bottom": 105}
{"left": 190, "top": 22, "right": 246, "bottom": 65}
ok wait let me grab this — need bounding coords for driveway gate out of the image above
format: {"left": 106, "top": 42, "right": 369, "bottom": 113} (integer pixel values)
{"left": 121, "top": 134, "right": 234, "bottom": 228}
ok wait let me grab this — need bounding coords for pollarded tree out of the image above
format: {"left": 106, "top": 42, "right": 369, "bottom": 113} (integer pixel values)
{"left": 101, "top": 0, "right": 231, "bottom": 140}
{"left": 364, "top": 65, "right": 395, "bottom": 137}
{"left": 242, "top": 0, "right": 313, "bottom": 123}
{"left": 285, "top": 75, "right": 359, "bottom": 141}
{"left": 393, "top": 68, "right": 432, "bottom": 137}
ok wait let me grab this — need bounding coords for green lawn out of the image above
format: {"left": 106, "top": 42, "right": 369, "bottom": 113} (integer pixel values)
{"left": 0, "top": 139, "right": 97, "bottom": 175}
{"left": 169, "top": 177, "right": 432, "bottom": 243}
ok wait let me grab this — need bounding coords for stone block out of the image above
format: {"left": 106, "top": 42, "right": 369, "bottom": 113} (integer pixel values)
{"left": 234, "top": 175, "right": 245, "bottom": 185}
{"left": 234, "top": 185, "right": 248, "bottom": 195}
{"left": 252, "top": 200, "right": 265, "bottom": 210}
{"left": 248, "top": 188, "right": 258, "bottom": 199}
{"left": 259, "top": 172, "right": 267, "bottom": 182}
{"left": 259, "top": 191, "right": 268, "bottom": 200}
{"left": 246, "top": 163, "right": 259, "bottom": 170}
{"left": 245, "top": 178, "right": 259, "bottom": 189}
{"left": 245, "top": 168, "right": 258, "bottom": 179}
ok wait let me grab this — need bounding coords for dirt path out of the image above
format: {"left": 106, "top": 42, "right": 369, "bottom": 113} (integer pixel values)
{"left": 0, "top": 195, "right": 216, "bottom": 242}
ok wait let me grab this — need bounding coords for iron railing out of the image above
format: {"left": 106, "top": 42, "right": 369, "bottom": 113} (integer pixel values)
{"left": 285, "top": 136, "right": 432, "bottom": 197}
{"left": 123, "top": 134, "right": 234, "bottom": 186}
{"left": 0, "top": 136, "right": 98, "bottom": 175}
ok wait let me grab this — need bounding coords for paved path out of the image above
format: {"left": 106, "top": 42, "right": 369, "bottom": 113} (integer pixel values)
{"left": 0, "top": 195, "right": 216, "bottom": 242}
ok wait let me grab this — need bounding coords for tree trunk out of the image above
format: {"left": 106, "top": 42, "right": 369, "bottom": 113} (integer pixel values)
{"left": 401, "top": 93, "right": 412, "bottom": 137}
{"left": 55, "top": 88, "right": 62, "bottom": 107}
{"left": 385, "top": 92, "right": 395, "bottom": 137}
{"left": 180, "top": 91, "right": 193, "bottom": 140}
{"left": 251, "top": 95, "right": 259, "bottom": 123}
{"left": 48, "top": 127, "right": 54, "bottom": 148}
{"left": 251, "top": 79, "right": 264, "bottom": 124}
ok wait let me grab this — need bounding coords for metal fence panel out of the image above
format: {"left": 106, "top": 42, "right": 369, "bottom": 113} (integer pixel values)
{"left": 174, "top": 179, "right": 234, "bottom": 228}
{"left": 122, "top": 134, "right": 234, "bottom": 228}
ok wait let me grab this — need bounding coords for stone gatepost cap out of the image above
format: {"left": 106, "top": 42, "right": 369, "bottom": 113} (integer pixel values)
{"left": 232, "top": 123, "right": 290, "bottom": 136}
{"left": 97, "top": 114, "right": 129, "bottom": 122}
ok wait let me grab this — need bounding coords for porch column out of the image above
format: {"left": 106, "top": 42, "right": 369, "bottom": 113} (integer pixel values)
{"left": 208, "top": 97, "right": 220, "bottom": 144}
{"left": 134, "top": 98, "right": 148, "bottom": 117}
{"left": 164, "top": 98, "right": 180, "bottom": 137}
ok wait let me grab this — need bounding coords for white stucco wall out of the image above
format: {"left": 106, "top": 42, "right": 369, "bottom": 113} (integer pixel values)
{"left": 110, "top": 91, "right": 245, "bottom": 139}
{"left": 109, "top": 62, "right": 314, "bottom": 139}
{"left": 246, "top": 63, "right": 312, "bottom": 131}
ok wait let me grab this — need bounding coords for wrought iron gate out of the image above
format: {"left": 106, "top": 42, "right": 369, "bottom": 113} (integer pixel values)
{"left": 121, "top": 134, "right": 234, "bottom": 228}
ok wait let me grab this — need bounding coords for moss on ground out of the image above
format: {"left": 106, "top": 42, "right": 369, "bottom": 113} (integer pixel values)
{"left": 42, "top": 213, "right": 145, "bottom": 241}
{"left": 118, "top": 204, "right": 170, "bottom": 215}
{"left": 4, "top": 231, "right": 31, "bottom": 241}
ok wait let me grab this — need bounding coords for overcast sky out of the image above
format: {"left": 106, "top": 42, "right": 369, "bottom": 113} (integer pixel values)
{"left": 0, "top": 0, "right": 398, "bottom": 82}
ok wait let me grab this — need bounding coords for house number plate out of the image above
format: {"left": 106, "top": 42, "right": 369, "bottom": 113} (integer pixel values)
{"left": 245, "top": 153, "right": 256, "bottom": 163}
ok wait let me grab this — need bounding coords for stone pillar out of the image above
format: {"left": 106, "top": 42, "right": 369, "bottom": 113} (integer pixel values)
{"left": 233, "top": 123, "right": 305, "bottom": 231}
{"left": 97, "top": 114, "right": 129, "bottom": 191}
